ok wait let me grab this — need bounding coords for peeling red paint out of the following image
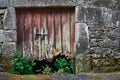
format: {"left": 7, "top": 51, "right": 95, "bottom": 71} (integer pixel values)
{"left": 62, "top": 11, "right": 67, "bottom": 26}
{"left": 25, "top": 10, "right": 32, "bottom": 55}
{"left": 40, "top": 9, "right": 45, "bottom": 31}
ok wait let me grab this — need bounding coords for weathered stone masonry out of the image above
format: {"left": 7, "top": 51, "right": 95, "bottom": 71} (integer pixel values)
{"left": 0, "top": 7, "right": 16, "bottom": 57}
{"left": 75, "top": 0, "right": 120, "bottom": 73}
{"left": 0, "top": 0, "right": 120, "bottom": 73}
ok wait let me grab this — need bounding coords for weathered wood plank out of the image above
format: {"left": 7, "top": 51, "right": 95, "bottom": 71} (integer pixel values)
{"left": 40, "top": 9, "right": 45, "bottom": 59}
{"left": 25, "top": 9, "right": 32, "bottom": 56}
{"left": 66, "top": 10, "right": 71, "bottom": 56}
{"left": 54, "top": 9, "right": 62, "bottom": 56}
{"left": 22, "top": 10, "right": 25, "bottom": 57}
{"left": 30, "top": 9, "right": 33, "bottom": 57}
{"left": 61, "top": 10, "right": 68, "bottom": 55}
{"left": 70, "top": 10, "right": 75, "bottom": 57}
{"left": 31, "top": 9, "right": 34, "bottom": 58}
{"left": 16, "top": 9, "right": 22, "bottom": 52}
{"left": 33, "top": 9, "right": 40, "bottom": 59}
{"left": 47, "top": 9, "right": 54, "bottom": 59}
{"left": 43, "top": 9, "right": 48, "bottom": 59}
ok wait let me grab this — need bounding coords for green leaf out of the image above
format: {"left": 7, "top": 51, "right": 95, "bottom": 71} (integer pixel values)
{"left": 57, "top": 69, "right": 64, "bottom": 73}
{"left": 10, "top": 53, "right": 35, "bottom": 75}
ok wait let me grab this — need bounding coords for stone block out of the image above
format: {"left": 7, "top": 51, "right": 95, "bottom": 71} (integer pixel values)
{"left": 90, "top": 39, "right": 97, "bottom": 47}
{"left": 0, "top": 9, "right": 5, "bottom": 14}
{"left": 0, "top": 30, "right": 3, "bottom": 42}
{"left": 113, "top": 11, "right": 120, "bottom": 22}
{"left": 75, "top": 6, "right": 85, "bottom": 23}
{"left": 101, "top": 9, "right": 113, "bottom": 27}
{"left": 88, "top": 24, "right": 103, "bottom": 31}
{"left": 3, "top": 7, "right": 16, "bottom": 30}
{"left": 76, "top": 6, "right": 101, "bottom": 23}
{"left": 75, "top": 23, "right": 89, "bottom": 54}
{"left": 0, "top": 0, "right": 9, "bottom": 7}
{"left": 98, "top": 39, "right": 119, "bottom": 49}
{"left": 108, "top": 28, "right": 120, "bottom": 40}
{"left": 53, "top": 0, "right": 77, "bottom": 6}
{"left": 76, "top": 55, "right": 91, "bottom": 73}
{"left": 3, "top": 30, "right": 16, "bottom": 42}
{"left": 93, "top": 0, "right": 116, "bottom": 9}
{"left": 89, "top": 31, "right": 105, "bottom": 39}
{"left": 95, "top": 31, "right": 105, "bottom": 39}
{"left": 13, "top": 0, "right": 76, "bottom": 7}
{"left": 89, "top": 47, "right": 113, "bottom": 54}
{"left": 112, "top": 11, "right": 120, "bottom": 27}
{"left": 116, "top": 0, "right": 120, "bottom": 10}
{"left": 113, "top": 21, "right": 120, "bottom": 28}
{"left": 2, "top": 42, "right": 16, "bottom": 57}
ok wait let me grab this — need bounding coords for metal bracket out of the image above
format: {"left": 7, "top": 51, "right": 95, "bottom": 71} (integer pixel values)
{"left": 35, "top": 28, "right": 48, "bottom": 40}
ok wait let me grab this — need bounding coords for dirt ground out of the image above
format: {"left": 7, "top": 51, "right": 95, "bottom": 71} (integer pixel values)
{"left": 0, "top": 72, "right": 51, "bottom": 80}
{"left": 90, "top": 72, "right": 120, "bottom": 80}
{"left": 0, "top": 72, "right": 120, "bottom": 80}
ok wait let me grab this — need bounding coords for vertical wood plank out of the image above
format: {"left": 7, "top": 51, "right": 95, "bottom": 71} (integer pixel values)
{"left": 16, "top": 9, "right": 21, "bottom": 52}
{"left": 43, "top": 9, "right": 48, "bottom": 59}
{"left": 60, "top": 11, "right": 63, "bottom": 54}
{"left": 54, "top": 9, "right": 61, "bottom": 56}
{"left": 33, "top": 9, "right": 40, "bottom": 59}
{"left": 47, "top": 9, "right": 54, "bottom": 59}
{"left": 24, "top": 9, "right": 32, "bottom": 56}
{"left": 22, "top": 10, "right": 25, "bottom": 57}
{"left": 40, "top": 9, "right": 45, "bottom": 59}
{"left": 29, "top": 10, "right": 32, "bottom": 56}
{"left": 66, "top": 10, "right": 71, "bottom": 56}
{"left": 17, "top": 9, "right": 25, "bottom": 55}
{"left": 23, "top": 9, "right": 27, "bottom": 56}
{"left": 31, "top": 9, "right": 34, "bottom": 59}
{"left": 61, "top": 10, "right": 69, "bottom": 55}
{"left": 70, "top": 10, "right": 75, "bottom": 57}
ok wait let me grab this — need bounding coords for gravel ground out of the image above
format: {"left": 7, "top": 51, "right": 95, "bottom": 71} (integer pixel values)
{"left": 0, "top": 72, "right": 120, "bottom": 80}
{"left": 0, "top": 74, "right": 9, "bottom": 80}
{"left": 50, "top": 74, "right": 93, "bottom": 80}
{"left": 50, "top": 73, "right": 120, "bottom": 80}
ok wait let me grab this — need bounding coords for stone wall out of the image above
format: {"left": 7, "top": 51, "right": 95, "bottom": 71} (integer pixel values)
{"left": 0, "top": 7, "right": 16, "bottom": 57}
{"left": 0, "top": 7, "right": 16, "bottom": 71}
{"left": 75, "top": 0, "right": 120, "bottom": 73}
{"left": 0, "top": 0, "right": 120, "bottom": 73}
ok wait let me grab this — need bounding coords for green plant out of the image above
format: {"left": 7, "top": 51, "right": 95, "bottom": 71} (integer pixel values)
{"left": 42, "top": 65, "right": 52, "bottom": 74}
{"left": 54, "top": 58, "right": 72, "bottom": 74}
{"left": 10, "top": 53, "right": 35, "bottom": 75}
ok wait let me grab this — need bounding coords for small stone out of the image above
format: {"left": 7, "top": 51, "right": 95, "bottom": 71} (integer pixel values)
{"left": 2, "top": 42, "right": 16, "bottom": 56}
{"left": 0, "top": 30, "right": 3, "bottom": 42}
{"left": 90, "top": 39, "right": 97, "bottom": 47}
{"left": 98, "top": 39, "right": 119, "bottom": 49}
{"left": 108, "top": 28, "right": 120, "bottom": 40}
{"left": 3, "top": 7, "right": 16, "bottom": 30}
{"left": 3, "top": 30, "right": 16, "bottom": 42}
{"left": 0, "top": 0, "right": 9, "bottom": 7}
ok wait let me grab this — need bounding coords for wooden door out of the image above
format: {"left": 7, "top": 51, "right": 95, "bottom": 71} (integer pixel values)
{"left": 16, "top": 8, "right": 75, "bottom": 60}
